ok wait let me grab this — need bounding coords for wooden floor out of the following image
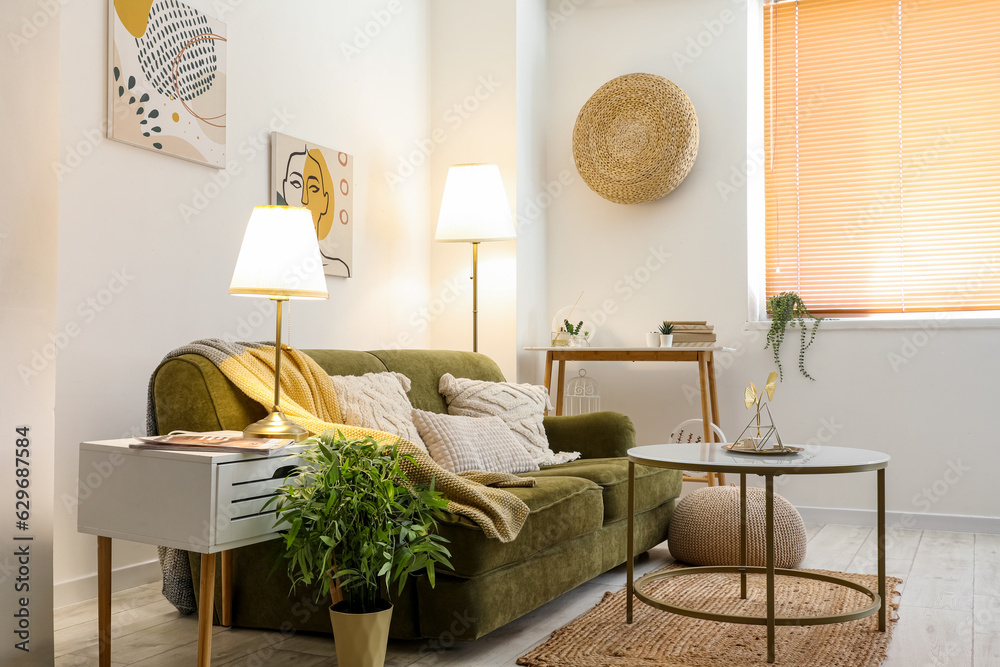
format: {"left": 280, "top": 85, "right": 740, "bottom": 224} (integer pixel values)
{"left": 54, "top": 524, "right": 1000, "bottom": 666}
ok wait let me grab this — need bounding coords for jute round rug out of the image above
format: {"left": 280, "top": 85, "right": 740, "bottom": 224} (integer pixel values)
{"left": 518, "top": 566, "right": 901, "bottom": 666}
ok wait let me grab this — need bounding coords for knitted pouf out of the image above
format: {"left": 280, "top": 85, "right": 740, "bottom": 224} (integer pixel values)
{"left": 667, "top": 486, "right": 807, "bottom": 568}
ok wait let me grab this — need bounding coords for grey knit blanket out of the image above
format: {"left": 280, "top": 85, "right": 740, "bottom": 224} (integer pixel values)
{"left": 148, "top": 339, "right": 270, "bottom": 615}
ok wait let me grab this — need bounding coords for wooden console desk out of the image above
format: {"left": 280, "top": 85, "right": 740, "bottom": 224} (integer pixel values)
{"left": 524, "top": 346, "right": 727, "bottom": 485}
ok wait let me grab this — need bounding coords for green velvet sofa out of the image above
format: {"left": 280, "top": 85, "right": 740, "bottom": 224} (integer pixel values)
{"left": 150, "top": 348, "right": 682, "bottom": 640}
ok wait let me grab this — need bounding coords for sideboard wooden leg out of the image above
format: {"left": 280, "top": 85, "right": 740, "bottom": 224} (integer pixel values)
{"left": 198, "top": 553, "right": 217, "bottom": 667}
{"left": 221, "top": 550, "right": 233, "bottom": 627}
{"left": 98, "top": 536, "right": 112, "bottom": 667}
{"left": 697, "top": 353, "right": 716, "bottom": 486}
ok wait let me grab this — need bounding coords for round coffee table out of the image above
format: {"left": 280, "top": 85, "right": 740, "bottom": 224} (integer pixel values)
{"left": 626, "top": 443, "right": 890, "bottom": 664}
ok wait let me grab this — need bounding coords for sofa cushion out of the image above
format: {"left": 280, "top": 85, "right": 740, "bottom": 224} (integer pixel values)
{"left": 369, "top": 349, "right": 506, "bottom": 413}
{"left": 412, "top": 409, "right": 538, "bottom": 475}
{"left": 439, "top": 373, "right": 580, "bottom": 466}
{"left": 435, "top": 475, "right": 603, "bottom": 578}
{"left": 524, "top": 458, "right": 682, "bottom": 523}
{"left": 328, "top": 372, "right": 426, "bottom": 451}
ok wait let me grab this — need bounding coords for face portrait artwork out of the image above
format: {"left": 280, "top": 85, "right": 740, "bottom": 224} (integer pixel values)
{"left": 272, "top": 133, "right": 354, "bottom": 278}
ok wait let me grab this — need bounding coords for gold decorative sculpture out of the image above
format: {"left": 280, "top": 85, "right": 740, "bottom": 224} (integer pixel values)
{"left": 729, "top": 372, "right": 800, "bottom": 454}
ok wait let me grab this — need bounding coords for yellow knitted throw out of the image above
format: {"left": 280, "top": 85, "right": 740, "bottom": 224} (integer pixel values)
{"left": 207, "top": 341, "right": 534, "bottom": 542}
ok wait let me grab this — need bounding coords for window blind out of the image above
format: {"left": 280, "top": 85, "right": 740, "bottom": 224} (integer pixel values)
{"left": 763, "top": 0, "right": 1000, "bottom": 315}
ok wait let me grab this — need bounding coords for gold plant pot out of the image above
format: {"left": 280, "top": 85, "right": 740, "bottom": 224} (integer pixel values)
{"left": 330, "top": 602, "right": 393, "bottom": 667}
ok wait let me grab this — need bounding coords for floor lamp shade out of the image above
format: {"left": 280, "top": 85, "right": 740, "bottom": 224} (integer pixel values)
{"left": 434, "top": 164, "right": 516, "bottom": 243}
{"left": 230, "top": 205, "right": 329, "bottom": 299}
{"left": 434, "top": 164, "right": 515, "bottom": 353}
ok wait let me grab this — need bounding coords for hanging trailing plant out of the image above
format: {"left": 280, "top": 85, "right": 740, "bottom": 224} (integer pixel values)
{"left": 765, "top": 292, "right": 823, "bottom": 380}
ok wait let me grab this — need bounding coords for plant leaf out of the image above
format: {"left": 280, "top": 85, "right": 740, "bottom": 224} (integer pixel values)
{"left": 744, "top": 384, "right": 756, "bottom": 409}
{"left": 765, "top": 371, "right": 778, "bottom": 399}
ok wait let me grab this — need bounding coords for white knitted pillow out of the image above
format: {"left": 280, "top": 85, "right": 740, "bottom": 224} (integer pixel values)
{"left": 328, "top": 372, "right": 426, "bottom": 452}
{"left": 438, "top": 373, "right": 579, "bottom": 466}
{"left": 412, "top": 409, "right": 539, "bottom": 475}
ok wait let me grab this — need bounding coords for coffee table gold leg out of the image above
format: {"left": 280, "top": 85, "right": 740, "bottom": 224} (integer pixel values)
{"left": 97, "top": 536, "right": 112, "bottom": 667}
{"left": 627, "top": 461, "right": 634, "bottom": 624}
{"left": 766, "top": 475, "right": 775, "bottom": 664}
{"left": 878, "top": 468, "right": 886, "bottom": 632}
{"left": 740, "top": 474, "right": 747, "bottom": 599}
{"left": 198, "top": 553, "right": 217, "bottom": 667}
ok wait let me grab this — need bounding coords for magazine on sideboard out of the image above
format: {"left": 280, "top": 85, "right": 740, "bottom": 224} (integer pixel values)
{"left": 130, "top": 432, "right": 297, "bottom": 456}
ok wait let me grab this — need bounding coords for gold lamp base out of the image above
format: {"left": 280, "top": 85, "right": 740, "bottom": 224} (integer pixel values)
{"left": 243, "top": 408, "right": 310, "bottom": 442}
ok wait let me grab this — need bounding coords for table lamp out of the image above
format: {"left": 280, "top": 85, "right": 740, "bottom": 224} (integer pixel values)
{"left": 229, "top": 205, "right": 329, "bottom": 441}
{"left": 434, "top": 164, "right": 516, "bottom": 352}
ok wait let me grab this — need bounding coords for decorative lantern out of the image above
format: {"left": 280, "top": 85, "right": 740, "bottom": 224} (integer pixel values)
{"left": 563, "top": 369, "right": 600, "bottom": 416}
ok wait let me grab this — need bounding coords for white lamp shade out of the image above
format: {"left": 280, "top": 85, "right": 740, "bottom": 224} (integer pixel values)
{"left": 434, "top": 164, "right": 516, "bottom": 243}
{"left": 229, "top": 206, "right": 329, "bottom": 299}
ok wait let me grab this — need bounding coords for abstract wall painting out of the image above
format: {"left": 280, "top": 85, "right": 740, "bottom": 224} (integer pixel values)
{"left": 271, "top": 132, "right": 355, "bottom": 278}
{"left": 108, "top": 0, "right": 227, "bottom": 168}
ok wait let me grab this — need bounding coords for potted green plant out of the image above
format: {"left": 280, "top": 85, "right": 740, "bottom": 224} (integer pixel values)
{"left": 658, "top": 322, "right": 674, "bottom": 347}
{"left": 267, "top": 431, "right": 452, "bottom": 667}
{"left": 563, "top": 319, "right": 587, "bottom": 347}
{"left": 766, "top": 291, "right": 823, "bottom": 380}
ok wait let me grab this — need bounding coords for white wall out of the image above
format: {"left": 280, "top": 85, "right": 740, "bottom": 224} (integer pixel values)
{"left": 427, "top": 1, "right": 518, "bottom": 380}
{"left": 515, "top": 0, "right": 551, "bottom": 385}
{"left": 1, "top": 1, "right": 59, "bottom": 659}
{"left": 54, "top": 0, "right": 432, "bottom": 604}
{"left": 543, "top": 0, "right": 1000, "bottom": 521}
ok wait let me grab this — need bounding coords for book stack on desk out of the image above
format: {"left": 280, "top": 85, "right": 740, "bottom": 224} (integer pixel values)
{"left": 665, "top": 321, "right": 717, "bottom": 347}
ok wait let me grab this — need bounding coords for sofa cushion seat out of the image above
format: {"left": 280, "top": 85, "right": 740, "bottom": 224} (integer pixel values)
{"left": 524, "top": 458, "right": 681, "bottom": 523}
{"left": 435, "top": 475, "right": 603, "bottom": 578}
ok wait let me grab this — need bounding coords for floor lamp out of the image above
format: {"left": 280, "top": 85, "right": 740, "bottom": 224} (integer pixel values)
{"left": 229, "top": 205, "right": 329, "bottom": 441}
{"left": 434, "top": 164, "right": 516, "bottom": 352}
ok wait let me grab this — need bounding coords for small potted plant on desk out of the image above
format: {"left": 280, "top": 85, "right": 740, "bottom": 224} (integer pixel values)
{"left": 267, "top": 431, "right": 452, "bottom": 667}
{"left": 658, "top": 322, "right": 674, "bottom": 347}
{"left": 563, "top": 319, "right": 587, "bottom": 347}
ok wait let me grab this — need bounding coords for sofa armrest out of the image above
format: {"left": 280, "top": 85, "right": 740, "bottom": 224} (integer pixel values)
{"left": 542, "top": 411, "right": 635, "bottom": 460}
{"left": 151, "top": 354, "right": 266, "bottom": 435}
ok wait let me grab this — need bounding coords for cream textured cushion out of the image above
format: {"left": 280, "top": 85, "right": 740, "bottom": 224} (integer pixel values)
{"left": 668, "top": 486, "right": 807, "bottom": 568}
{"left": 438, "top": 373, "right": 579, "bottom": 466}
{"left": 328, "top": 372, "right": 426, "bottom": 452}
{"left": 412, "top": 409, "right": 539, "bottom": 475}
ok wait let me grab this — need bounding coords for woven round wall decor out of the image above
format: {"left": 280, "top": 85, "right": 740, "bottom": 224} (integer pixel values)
{"left": 572, "top": 73, "right": 699, "bottom": 205}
